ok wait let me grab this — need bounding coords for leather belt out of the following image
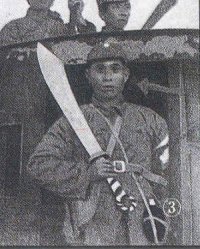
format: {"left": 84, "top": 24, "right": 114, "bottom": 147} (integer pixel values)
{"left": 113, "top": 161, "right": 168, "bottom": 187}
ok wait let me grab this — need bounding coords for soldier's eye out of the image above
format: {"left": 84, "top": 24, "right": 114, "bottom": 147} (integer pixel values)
{"left": 111, "top": 64, "right": 122, "bottom": 73}
{"left": 117, "top": 3, "right": 127, "bottom": 7}
{"left": 95, "top": 65, "right": 105, "bottom": 73}
{"left": 118, "top": 3, "right": 130, "bottom": 9}
{"left": 125, "top": 3, "right": 131, "bottom": 8}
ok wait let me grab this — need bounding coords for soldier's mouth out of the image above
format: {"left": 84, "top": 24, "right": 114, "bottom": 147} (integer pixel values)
{"left": 119, "top": 18, "right": 128, "bottom": 23}
{"left": 103, "top": 86, "right": 115, "bottom": 91}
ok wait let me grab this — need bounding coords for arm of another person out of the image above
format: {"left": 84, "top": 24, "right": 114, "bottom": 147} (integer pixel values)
{"left": 0, "top": 21, "right": 22, "bottom": 46}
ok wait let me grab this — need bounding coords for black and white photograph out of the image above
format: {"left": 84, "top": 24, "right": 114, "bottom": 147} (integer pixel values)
{"left": 0, "top": 0, "right": 199, "bottom": 247}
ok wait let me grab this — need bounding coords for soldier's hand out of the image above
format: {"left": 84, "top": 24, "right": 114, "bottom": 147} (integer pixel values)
{"left": 68, "top": 0, "right": 84, "bottom": 15}
{"left": 68, "top": 0, "right": 84, "bottom": 9}
{"left": 68, "top": 0, "right": 87, "bottom": 26}
{"left": 89, "top": 157, "right": 118, "bottom": 181}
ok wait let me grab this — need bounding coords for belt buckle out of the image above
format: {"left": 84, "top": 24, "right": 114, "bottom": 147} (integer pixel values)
{"left": 113, "top": 161, "right": 126, "bottom": 173}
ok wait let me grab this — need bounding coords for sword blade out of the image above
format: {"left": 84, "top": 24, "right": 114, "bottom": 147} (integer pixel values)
{"left": 142, "top": 0, "right": 178, "bottom": 30}
{"left": 37, "top": 43, "right": 103, "bottom": 157}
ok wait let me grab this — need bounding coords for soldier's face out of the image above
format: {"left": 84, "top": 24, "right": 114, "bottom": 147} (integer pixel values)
{"left": 86, "top": 59, "right": 129, "bottom": 100}
{"left": 28, "top": 0, "right": 54, "bottom": 9}
{"left": 102, "top": 1, "right": 131, "bottom": 29}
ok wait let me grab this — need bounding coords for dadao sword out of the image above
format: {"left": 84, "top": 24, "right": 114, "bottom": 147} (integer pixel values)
{"left": 37, "top": 43, "right": 103, "bottom": 157}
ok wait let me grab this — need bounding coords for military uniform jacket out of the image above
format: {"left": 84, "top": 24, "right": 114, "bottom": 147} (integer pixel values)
{"left": 0, "top": 8, "right": 68, "bottom": 46}
{"left": 27, "top": 102, "right": 169, "bottom": 246}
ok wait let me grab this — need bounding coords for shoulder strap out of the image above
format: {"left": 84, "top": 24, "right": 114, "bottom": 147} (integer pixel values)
{"left": 91, "top": 105, "right": 124, "bottom": 157}
{"left": 106, "top": 115, "right": 123, "bottom": 156}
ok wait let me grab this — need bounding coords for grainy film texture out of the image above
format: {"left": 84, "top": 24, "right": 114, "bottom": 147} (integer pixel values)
{"left": 0, "top": 0, "right": 199, "bottom": 246}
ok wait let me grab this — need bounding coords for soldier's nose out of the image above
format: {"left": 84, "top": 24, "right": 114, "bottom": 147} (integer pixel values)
{"left": 103, "top": 69, "right": 112, "bottom": 81}
{"left": 103, "top": 76, "right": 112, "bottom": 82}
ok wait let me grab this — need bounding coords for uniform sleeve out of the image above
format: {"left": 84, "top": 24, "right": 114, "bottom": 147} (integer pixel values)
{"left": 85, "top": 21, "right": 97, "bottom": 33}
{"left": 0, "top": 21, "right": 21, "bottom": 46}
{"left": 27, "top": 117, "right": 91, "bottom": 200}
{"left": 48, "top": 21, "right": 68, "bottom": 37}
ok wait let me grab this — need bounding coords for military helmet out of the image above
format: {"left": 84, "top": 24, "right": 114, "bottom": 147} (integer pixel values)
{"left": 87, "top": 41, "right": 128, "bottom": 64}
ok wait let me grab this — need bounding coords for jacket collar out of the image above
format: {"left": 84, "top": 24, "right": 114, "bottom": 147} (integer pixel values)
{"left": 26, "top": 7, "right": 60, "bottom": 21}
{"left": 91, "top": 96, "right": 125, "bottom": 118}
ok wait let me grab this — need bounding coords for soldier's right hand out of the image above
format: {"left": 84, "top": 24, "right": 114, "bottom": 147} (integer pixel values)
{"left": 89, "top": 157, "right": 118, "bottom": 181}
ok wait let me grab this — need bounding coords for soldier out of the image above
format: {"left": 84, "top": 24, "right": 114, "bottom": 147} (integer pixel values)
{"left": 27, "top": 42, "right": 169, "bottom": 246}
{"left": 0, "top": 0, "right": 67, "bottom": 46}
{"left": 67, "top": 0, "right": 96, "bottom": 34}
{"left": 97, "top": 0, "right": 131, "bottom": 32}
